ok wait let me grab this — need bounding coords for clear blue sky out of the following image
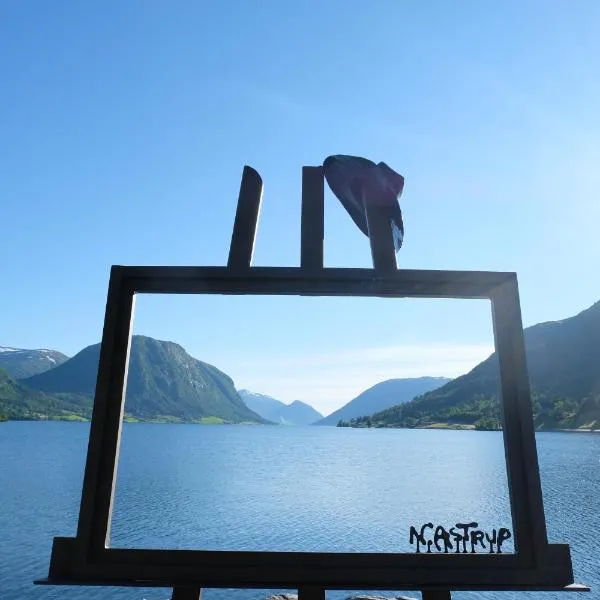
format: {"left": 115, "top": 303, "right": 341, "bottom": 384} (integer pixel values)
{"left": 2, "top": 2, "right": 599, "bottom": 414}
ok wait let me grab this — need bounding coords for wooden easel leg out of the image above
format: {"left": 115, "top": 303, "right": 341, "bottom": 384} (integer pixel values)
{"left": 421, "top": 590, "right": 451, "bottom": 600}
{"left": 300, "top": 166, "right": 325, "bottom": 270}
{"left": 227, "top": 165, "right": 263, "bottom": 270}
{"left": 358, "top": 181, "right": 399, "bottom": 273}
{"left": 298, "top": 585, "right": 326, "bottom": 600}
{"left": 171, "top": 586, "right": 202, "bottom": 600}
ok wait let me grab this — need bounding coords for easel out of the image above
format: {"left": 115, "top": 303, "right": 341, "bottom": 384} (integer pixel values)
{"left": 37, "top": 162, "right": 587, "bottom": 600}
{"left": 170, "top": 585, "right": 450, "bottom": 600}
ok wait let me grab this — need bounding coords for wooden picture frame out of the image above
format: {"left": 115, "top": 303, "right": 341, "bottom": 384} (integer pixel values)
{"left": 40, "top": 166, "right": 580, "bottom": 596}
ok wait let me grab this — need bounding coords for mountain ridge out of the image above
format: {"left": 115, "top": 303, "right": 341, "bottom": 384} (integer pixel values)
{"left": 18, "top": 336, "right": 266, "bottom": 424}
{"left": 238, "top": 389, "right": 322, "bottom": 425}
{"left": 344, "top": 299, "right": 600, "bottom": 430}
{"left": 316, "top": 376, "right": 452, "bottom": 425}
{"left": 4, "top": 299, "right": 599, "bottom": 429}
{"left": 0, "top": 347, "right": 69, "bottom": 379}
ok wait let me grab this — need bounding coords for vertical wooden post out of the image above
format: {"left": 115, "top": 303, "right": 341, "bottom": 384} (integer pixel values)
{"left": 364, "top": 200, "right": 398, "bottom": 272}
{"left": 301, "top": 166, "right": 325, "bottom": 270}
{"left": 172, "top": 586, "right": 202, "bottom": 600}
{"left": 491, "top": 277, "right": 549, "bottom": 562}
{"left": 421, "top": 590, "right": 451, "bottom": 600}
{"left": 228, "top": 166, "right": 263, "bottom": 269}
{"left": 298, "top": 585, "right": 326, "bottom": 600}
{"left": 348, "top": 176, "right": 399, "bottom": 273}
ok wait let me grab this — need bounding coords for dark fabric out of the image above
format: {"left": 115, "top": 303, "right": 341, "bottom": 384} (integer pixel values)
{"left": 323, "top": 155, "right": 404, "bottom": 248}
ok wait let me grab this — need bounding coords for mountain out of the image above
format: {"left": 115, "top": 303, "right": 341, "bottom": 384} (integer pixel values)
{"left": 22, "top": 336, "right": 266, "bottom": 424}
{"left": 284, "top": 400, "right": 323, "bottom": 425}
{"left": 0, "top": 368, "right": 91, "bottom": 421}
{"left": 354, "top": 300, "right": 600, "bottom": 431}
{"left": 315, "top": 377, "right": 452, "bottom": 425}
{"left": 239, "top": 390, "right": 323, "bottom": 425}
{"left": 0, "top": 347, "right": 69, "bottom": 379}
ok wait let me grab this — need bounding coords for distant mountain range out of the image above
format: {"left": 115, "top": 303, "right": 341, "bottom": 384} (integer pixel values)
{"left": 2, "top": 336, "right": 266, "bottom": 424}
{"left": 3, "top": 298, "right": 599, "bottom": 430}
{"left": 344, "top": 300, "right": 600, "bottom": 431}
{"left": 0, "top": 347, "right": 69, "bottom": 379}
{"left": 238, "top": 390, "right": 323, "bottom": 425}
{"left": 315, "top": 377, "right": 452, "bottom": 425}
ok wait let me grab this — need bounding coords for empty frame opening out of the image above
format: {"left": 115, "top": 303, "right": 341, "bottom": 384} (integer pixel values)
{"left": 109, "top": 294, "right": 514, "bottom": 554}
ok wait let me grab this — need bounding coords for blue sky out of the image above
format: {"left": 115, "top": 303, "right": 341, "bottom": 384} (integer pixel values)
{"left": 2, "top": 2, "right": 599, "bottom": 414}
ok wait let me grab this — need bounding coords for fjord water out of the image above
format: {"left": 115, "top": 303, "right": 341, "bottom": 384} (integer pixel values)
{"left": 0, "top": 423, "right": 597, "bottom": 600}
{"left": 113, "top": 424, "right": 513, "bottom": 553}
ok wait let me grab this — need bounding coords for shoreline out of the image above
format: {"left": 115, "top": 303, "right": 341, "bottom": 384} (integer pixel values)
{"left": 2, "top": 419, "right": 598, "bottom": 433}
{"left": 554, "top": 427, "right": 600, "bottom": 434}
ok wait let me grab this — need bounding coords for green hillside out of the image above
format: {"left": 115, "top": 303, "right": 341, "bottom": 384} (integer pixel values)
{"left": 0, "top": 368, "right": 91, "bottom": 421}
{"left": 341, "top": 300, "right": 600, "bottom": 431}
{"left": 22, "top": 336, "right": 266, "bottom": 424}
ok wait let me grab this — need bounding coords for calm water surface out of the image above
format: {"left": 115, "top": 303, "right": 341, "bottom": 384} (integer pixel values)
{"left": 0, "top": 423, "right": 597, "bottom": 600}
